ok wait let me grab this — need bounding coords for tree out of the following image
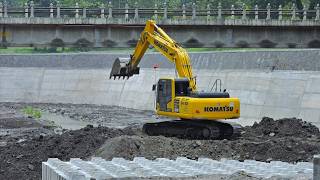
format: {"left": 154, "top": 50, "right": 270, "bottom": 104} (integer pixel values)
{"left": 248, "top": 0, "right": 290, "bottom": 8}
{"left": 310, "top": 0, "right": 320, "bottom": 9}
{"left": 295, "top": 0, "right": 304, "bottom": 9}
{"left": 33, "top": 0, "right": 51, "bottom": 6}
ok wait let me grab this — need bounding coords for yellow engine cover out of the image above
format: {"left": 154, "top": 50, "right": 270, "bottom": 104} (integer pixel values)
{"left": 157, "top": 96, "right": 240, "bottom": 120}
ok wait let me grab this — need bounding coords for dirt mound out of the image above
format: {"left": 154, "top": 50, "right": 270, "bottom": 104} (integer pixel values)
{"left": 96, "top": 132, "right": 320, "bottom": 163}
{"left": 96, "top": 135, "right": 239, "bottom": 161}
{"left": 95, "top": 117, "right": 320, "bottom": 163}
{"left": 1, "top": 114, "right": 320, "bottom": 180}
{"left": 243, "top": 117, "right": 320, "bottom": 138}
{"left": 0, "top": 125, "right": 136, "bottom": 180}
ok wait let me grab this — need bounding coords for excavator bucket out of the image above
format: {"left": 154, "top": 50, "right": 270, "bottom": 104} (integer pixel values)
{"left": 109, "top": 57, "right": 139, "bottom": 79}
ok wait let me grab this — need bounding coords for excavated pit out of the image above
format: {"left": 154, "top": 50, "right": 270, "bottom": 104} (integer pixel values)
{"left": 0, "top": 103, "right": 319, "bottom": 180}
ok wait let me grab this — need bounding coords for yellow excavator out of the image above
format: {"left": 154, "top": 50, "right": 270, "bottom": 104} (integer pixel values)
{"left": 110, "top": 20, "right": 240, "bottom": 139}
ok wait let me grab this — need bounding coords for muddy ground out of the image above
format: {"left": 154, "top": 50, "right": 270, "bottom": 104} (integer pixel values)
{"left": 0, "top": 102, "right": 319, "bottom": 180}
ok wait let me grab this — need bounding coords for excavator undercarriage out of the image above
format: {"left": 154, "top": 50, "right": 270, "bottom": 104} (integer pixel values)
{"left": 143, "top": 120, "right": 241, "bottom": 140}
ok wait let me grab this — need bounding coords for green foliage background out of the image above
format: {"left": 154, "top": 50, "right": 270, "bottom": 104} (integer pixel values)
{"left": 7, "top": 0, "right": 319, "bottom": 9}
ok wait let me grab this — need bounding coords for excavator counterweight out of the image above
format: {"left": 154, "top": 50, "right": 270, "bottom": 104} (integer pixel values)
{"left": 109, "top": 20, "right": 241, "bottom": 140}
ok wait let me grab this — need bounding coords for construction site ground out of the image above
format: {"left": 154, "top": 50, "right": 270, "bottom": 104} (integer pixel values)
{"left": 0, "top": 102, "right": 319, "bottom": 180}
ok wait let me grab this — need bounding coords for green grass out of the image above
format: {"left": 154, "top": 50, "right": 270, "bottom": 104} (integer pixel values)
{"left": 22, "top": 106, "right": 42, "bottom": 119}
{"left": 0, "top": 47, "right": 34, "bottom": 54}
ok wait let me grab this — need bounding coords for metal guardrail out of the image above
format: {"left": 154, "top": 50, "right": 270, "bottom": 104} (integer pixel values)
{"left": 0, "top": 1, "right": 319, "bottom": 21}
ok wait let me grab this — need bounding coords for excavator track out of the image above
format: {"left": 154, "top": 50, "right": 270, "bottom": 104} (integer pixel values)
{"left": 143, "top": 120, "right": 242, "bottom": 140}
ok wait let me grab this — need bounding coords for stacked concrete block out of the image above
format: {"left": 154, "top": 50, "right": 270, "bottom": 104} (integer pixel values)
{"left": 42, "top": 157, "right": 313, "bottom": 180}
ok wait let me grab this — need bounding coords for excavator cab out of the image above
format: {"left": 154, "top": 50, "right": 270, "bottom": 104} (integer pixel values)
{"left": 156, "top": 79, "right": 171, "bottom": 112}
{"left": 156, "top": 78, "right": 191, "bottom": 112}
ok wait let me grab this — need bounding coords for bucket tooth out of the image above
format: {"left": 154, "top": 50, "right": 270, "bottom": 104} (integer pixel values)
{"left": 109, "top": 57, "right": 130, "bottom": 79}
{"left": 109, "top": 57, "right": 140, "bottom": 80}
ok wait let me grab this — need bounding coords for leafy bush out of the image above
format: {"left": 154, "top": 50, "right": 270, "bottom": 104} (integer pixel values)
{"left": 22, "top": 106, "right": 42, "bottom": 119}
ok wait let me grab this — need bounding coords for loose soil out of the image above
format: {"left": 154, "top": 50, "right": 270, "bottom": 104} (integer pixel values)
{"left": 96, "top": 117, "right": 320, "bottom": 162}
{"left": 0, "top": 103, "right": 319, "bottom": 180}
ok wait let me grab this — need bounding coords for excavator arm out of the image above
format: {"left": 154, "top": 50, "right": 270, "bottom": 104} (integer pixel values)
{"left": 110, "top": 20, "right": 197, "bottom": 91}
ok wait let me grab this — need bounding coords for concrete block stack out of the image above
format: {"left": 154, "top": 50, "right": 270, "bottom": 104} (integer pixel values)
{"left": 42, "top": 157, "right": 313, "bottom": 180}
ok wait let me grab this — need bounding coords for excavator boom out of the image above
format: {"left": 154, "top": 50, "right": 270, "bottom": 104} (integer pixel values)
{"left": 110, "top": 20, "right": 196, "bottom": 91}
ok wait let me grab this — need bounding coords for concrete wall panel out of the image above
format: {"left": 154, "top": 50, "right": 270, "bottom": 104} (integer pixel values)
{"left": 260, "top": 106, "right": 301, "bottom": 119}
{"left": 299, "top": 108, "right": 320, "bottom": 124}
{"left": 301, "top": 94, "right": 320, "bottom": 109}
{"left": 1, "top": 67, "right": 320, "bottom": 126}
{"left": 1, "top": 51, "right": 320, "bottom": 126}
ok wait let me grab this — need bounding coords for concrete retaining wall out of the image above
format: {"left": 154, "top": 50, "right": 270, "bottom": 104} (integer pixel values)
{"left": 1, "top": 50, "right": 320, "bottom": 70}
{"left": 1, "top": 50, "right": 320, "bottom": 126}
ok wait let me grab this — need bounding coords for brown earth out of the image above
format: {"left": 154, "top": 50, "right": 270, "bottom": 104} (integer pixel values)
{"left": 0, "top": 125, "right": 136, "bottom": 180}
{"left": 0, "top": 103, "right": 319, "bottom": 180}
{"left": 96, "top": 117, "right": 320, "bottom": 163}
